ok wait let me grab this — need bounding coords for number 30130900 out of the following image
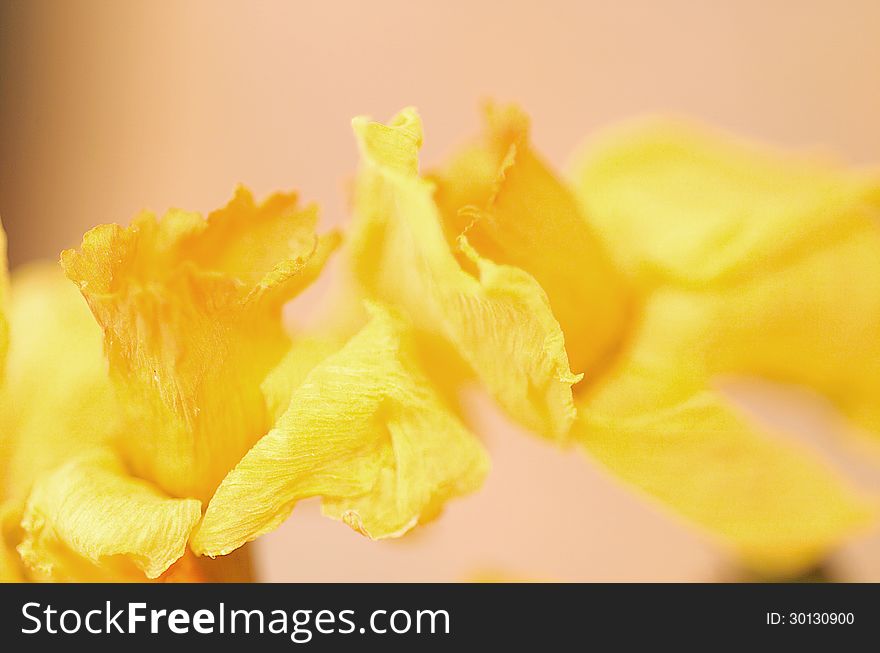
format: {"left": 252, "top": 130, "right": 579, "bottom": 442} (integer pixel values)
{"left": 767, "top": 612, "right": 854, "bottom": 625}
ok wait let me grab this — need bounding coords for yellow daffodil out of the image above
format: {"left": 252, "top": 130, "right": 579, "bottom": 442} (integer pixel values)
{"left": 348, "top": 105, "right": 879, "bottom": 577}
{"left": 0, "top": 277, "right": 208, "bottom": 583}
{"left": 61, "top": 188, "right": 340, "bottom": 503}
{"left": 4, "top": 102, "right": 875, "bottom": 582}
{"left": 2, "top": 182, "right": 487, "bottom": 582}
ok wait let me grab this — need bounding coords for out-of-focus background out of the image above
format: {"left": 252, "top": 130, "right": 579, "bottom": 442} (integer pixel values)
{"left": 2, "top": 0, "right": 879, "bottom": 581}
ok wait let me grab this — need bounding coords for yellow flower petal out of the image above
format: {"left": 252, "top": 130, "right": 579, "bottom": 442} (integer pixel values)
{"left": 0, "top": 503, "right": 24, "bottom": 582}
{"left": 260, "top": 335, "right": 342, "bottom": 424}
{"left": 570, "top": 119, "right": 880, "bottom": 286}
{"left": 595, "top": 225, "right": 880, "bottom": 437}
{"left": 430, "top": 103, "right": 631, "bottom": 379}
{"left": 349, "top": 108, "right": 580, "bottom": 440}
{"left": 573, "top": 284, "right": 876, "bottom": 576}
{"left": 571, "top": 121, "right": 880, "bottom": 436}
{"left": 192, "top": 305, "right": 489, "bottom": 556}
{"left": 576, "top": 390, "right": 874, "bottom": 578}
{"left": 0, "top": 263, "right": 122, "bottom": 503}
{"left": 18, "top": 449, "right": 201, "bottom": 580}
{"left": 562, "top": 121, "right": 880, "bottom": 572}
{"left": 61, "top": 187, "right": 339, "bottom": 501}
{"left": 700, "top": 224, "right": 880, "bottom": 436}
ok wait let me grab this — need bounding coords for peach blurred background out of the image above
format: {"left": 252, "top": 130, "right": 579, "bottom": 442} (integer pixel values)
{"left": 2, "top": 0, "right": 879, "bottom": 581}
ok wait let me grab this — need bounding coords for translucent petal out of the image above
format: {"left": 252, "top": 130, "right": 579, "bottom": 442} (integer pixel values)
{"left": 18, "top": 449, "right": 201, "bottom": 580}
{"left": 571, "top": 121, "right": 880, "bottom": 435}
{"left": 699, "top": 226, "right": 880, "bottom": 436}
{"left": 569, "top": 119, "right": 880, "bottom": 286}
{"left": 576, "top": 390, "right": 874, "bottom": 577}
{"left": 430, "top": 103, "right": 630, "bottom": 379}
{"left": 260, "top": 335, "right": 342, "bottom": 424}
{"left": 61, "top": 188, "right": 339, "bottom": 501}
{"left": 349, "top": 108, "right": 580, "bottom": 441}
{"left": 574, "top": 288, "right": 876, "bottom": 576}
{"left": 192, "top": 305, "right": 489, "bottom": 556}
{"left": 0, "top": 264, "right": 122, "bottom": 502}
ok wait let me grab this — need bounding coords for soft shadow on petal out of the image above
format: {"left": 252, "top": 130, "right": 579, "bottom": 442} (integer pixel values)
{"left": 60, "top": 188, "right": 339, "bottom": 501}
{"left": 18, "top": 449, "right": 201, "bottom": 581}
{"left": 430, "top": 103, "right": 631, "bottom": 380}
{"left": 192, "top": 305, "right": 489, "bottom": 557}
{"left": 349, "top": 108, "right": 579, "bottom": 441}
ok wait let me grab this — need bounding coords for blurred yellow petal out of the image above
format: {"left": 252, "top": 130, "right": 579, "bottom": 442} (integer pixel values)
{"left": 576, "top": 389, "right": 874, "bottom": 578}
{"left": 570, "top": 119, "right": 880, "bottom": 286}
{"left": 700, "top": 225, "right": 880, "bottom": 436}
{"left": 571, "top": 121, "right": 880, "bottom": 437}
{"left": 350, "top": 108, "right": 580, "bottom": 440}
{"left": 61, "top": 187, "right": 339, "bottom": 501}
{"left": 192, "top": 305, "right": 489, "bottom": 556}
{"left": 18, "top": 449, "right": 201, "bottom": 581}
{"left": 603, "top": 227, "right": 880, "bottom": 437}
{"left": 562, "top": 121, "right": 880, "bottom": 572}
{"left": 430, "top": 103, "right": 631, "bottom": 380}
{"left": 0, "top": 263, "right": 122, "bottom": 503}
{"left": 573, "top": 280, "right": 876, "bottom": 576}
{"left": 0, "top": 503, "right": 24, "bottom": 582}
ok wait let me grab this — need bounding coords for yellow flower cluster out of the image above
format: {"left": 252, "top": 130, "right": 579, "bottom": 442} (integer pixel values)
{"left": 1, "top": 104, "right": 878, "bottom": 581}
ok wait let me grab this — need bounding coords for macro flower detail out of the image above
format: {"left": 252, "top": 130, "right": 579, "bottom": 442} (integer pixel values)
{"left": 18, "top": 449, "right": 201, "bottom": 581}
{"left": 348, "top": 107, "right": 584, "bottom": 441}
{"left": 192, "top": 304, "right": 489, "bottom": 556}
{"left": 61, "top": 187, "right": 340, "bottom": 503}
{"left": 429, "top": 104, "right": 632, "bottom": 386}
{"left": 1, "top": 102, "right": 878, "bottom": 584}
{"left": 2, "top": 176, "right": 490, "bottom": 582}
{"left": 350, "top": 105, "right": 879, "bottom": 577}
{"left": 5, "top": 186, "right": 343, "bottom": 581}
